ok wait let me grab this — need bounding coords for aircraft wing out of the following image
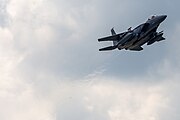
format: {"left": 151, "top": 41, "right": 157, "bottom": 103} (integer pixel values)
{"left": 129, "top": 46, "right": 143, "bottom": 51}
{"left": 98, "top": 32, "right": 127, "bottom": 42}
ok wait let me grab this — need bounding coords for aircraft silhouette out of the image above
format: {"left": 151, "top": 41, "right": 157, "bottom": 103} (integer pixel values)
{"left": 98, "top": 15, "right": 167, "bottom": 51}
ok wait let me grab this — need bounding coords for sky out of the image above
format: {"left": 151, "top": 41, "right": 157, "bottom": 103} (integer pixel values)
{"left": 0, "top": 0, "right": 180, "bottom": 120}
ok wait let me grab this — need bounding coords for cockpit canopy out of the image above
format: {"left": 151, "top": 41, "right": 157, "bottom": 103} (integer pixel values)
{"left": 148, "top": 15, "right": 156, "bottom": 20}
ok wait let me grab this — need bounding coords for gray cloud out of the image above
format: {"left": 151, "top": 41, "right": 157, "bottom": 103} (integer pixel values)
{"left": 0, "top": 0, "right": 180, "bottom": 120}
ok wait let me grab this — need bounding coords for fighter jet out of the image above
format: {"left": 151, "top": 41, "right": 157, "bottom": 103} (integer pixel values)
{"left": 98, "top": 15, "right": 167, "bottom": 51}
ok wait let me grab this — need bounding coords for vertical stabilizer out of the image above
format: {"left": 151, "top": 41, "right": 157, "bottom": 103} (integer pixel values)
{"left": 111, "top": 28, "right": 116, "bottom": 35}
{"left": 111, "top": 28, "right": 118, "bottom": 46}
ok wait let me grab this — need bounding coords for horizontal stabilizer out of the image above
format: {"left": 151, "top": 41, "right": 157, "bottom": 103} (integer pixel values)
{"left": 98, "top": 31, "right": 127, "bottom": 42}
{"left": 98, "top": 35, "right": 119, "bottom": 42}
{"left": 99, "top": 46, "right": 117, "bottom": 51}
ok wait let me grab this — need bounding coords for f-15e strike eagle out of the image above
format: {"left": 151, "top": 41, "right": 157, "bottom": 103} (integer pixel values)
{"left": 98, "top": 15, "right": 167, "bottom": 51}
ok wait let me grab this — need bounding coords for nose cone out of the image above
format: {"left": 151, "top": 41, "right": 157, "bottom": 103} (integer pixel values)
{"left": 159, "top": 15, "right": 167, "bottom": 23}
{"left": 162, "top": 15, "right": 167, "bottom": 20}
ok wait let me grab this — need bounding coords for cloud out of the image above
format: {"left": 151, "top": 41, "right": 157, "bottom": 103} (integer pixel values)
{"left": 20, "top": 74, "right": 178, "bottom": 120}
{"left": 0, "top": 0, "right": 180, "bottom": 120}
